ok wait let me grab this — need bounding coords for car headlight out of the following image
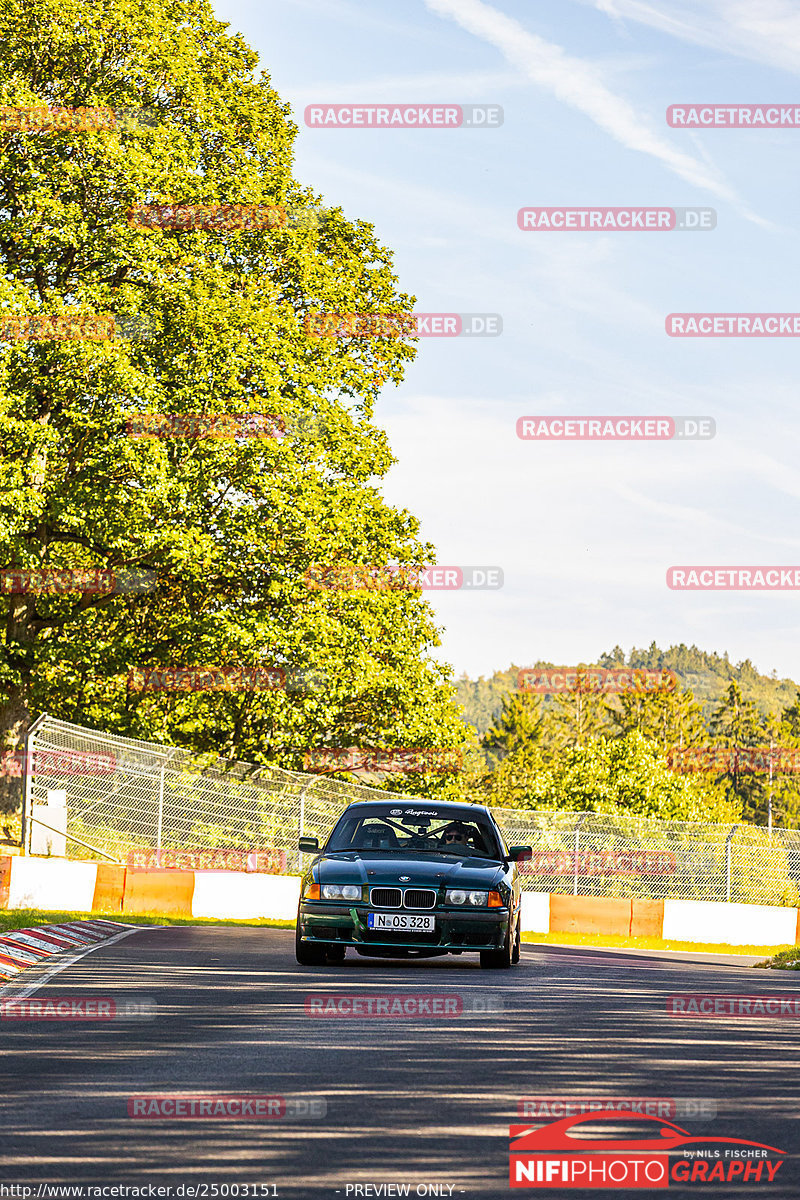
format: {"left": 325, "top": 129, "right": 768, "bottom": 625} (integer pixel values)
{"left": 446, "top": 889, "right": 490, "bottom": 906}
{"left": 321, "top": 884, "right": 361, "bottom": 900}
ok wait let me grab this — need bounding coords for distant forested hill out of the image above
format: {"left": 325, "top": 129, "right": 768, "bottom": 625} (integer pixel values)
{"left": 455, "top": 644, "right": 799, "bottom": 737}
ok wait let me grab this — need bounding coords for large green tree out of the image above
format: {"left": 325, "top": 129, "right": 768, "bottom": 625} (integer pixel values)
{"left": 610, "top": 676, "right": 706, "bottom": 751}
{"left": 494, "top": 731, "right": 740, "bottom": 822}
{"left": 0, "top": 0, "right": 465, "bottom": 809}
{"left": 707, "top": 682, "right": 769, "bottom": 820}
{"left": 476, "top": 690, "right": 550, "bottom": 806}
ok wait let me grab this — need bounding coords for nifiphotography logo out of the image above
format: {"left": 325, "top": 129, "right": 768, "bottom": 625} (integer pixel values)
{"left": 509, "top": 1110, "right": 785, "bottom": 1188}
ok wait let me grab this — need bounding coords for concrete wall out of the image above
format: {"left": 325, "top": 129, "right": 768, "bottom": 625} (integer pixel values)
{"left": 520, "top": 891, "right": 550, "bottom": 933}
{"left": 0, "top": 856, "right": 301, "bottom": 922}
{"left": 661, "top": 898, "right": 797, "bottom": 946}
{"left": 0, "top": 855, "right": 797, "bottom": 945}
{"left": 191, "top": 871, "right": 301, "bottom": 920}
{"left": 5, "top": 856, "right": 98, "bottom": 912}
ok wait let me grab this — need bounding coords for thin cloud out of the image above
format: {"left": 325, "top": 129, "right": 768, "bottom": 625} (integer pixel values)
{"left": 295, "top": 69, "right": 520, "bottom": 104}
{"left": 422, "top": 0, "right": 765, "bottom": 225}
{"left": 591, "top": 0, "right": 800, "bottom": 75}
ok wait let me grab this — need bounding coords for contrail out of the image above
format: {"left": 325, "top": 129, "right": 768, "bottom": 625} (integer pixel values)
{"left": 424, "top": 0, "right": 766, "bottom": 225}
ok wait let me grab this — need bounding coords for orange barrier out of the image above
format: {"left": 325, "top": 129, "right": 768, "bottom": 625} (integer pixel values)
{"left": 92, "top": 864, "right": 126, "bottom": 912}
{"left": 0, "top": 855, "right": 10, "bottom": 908}
{"left": 549, "top": 894, "right": 632, "bottom": 937}
{"left": 549, "top": 895, "right": 666, "bottom": 938}
{"left": 122, "top": 868, "right": 194, "bottom": 916}
{"left": 630, "top": 898, "right": 664, "bottom": 938}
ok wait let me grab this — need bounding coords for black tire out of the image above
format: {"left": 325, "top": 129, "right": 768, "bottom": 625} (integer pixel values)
{"left": 511, "top": 914, "right": 521, "bottom": 964}
{"left": 326, "top": 944, "right": 346, "bottom": 964}
{"left": 480, "top": 914, "right": 516, "bottom": 970}
{"left": 295, "top": 918, "right": 328, "bottom": 966}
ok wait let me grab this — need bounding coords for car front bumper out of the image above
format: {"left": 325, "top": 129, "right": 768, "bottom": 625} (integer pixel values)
{"left": 297, "top": 902, "right": 511, "bottom": 952}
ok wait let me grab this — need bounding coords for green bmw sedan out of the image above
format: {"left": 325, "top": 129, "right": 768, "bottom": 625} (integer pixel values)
{"left": 295, "top": 799, "right": 532, "bottom": 969}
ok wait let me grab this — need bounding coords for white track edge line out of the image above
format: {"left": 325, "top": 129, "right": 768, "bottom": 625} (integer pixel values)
{"left": 0, "top": 926, "right": 152, "bottom": 999}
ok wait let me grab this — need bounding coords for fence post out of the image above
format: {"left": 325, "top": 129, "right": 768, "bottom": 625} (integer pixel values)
{"left": 573, "top": 813, "right": 588, "bottom": 896}
{"left": 20, "top": 712, "right": 48, "bottom": 857}
{"left": 725, "top": 824, "right": 739, "bottom": 901}
{"left": 155, "top": 764, "right": 165, "bottom": 867}
{"left": 297, "top": 779, "right": 316, "bottom": 871}
{"left": 768, "top": 737, "right": 774, "bottom": 841}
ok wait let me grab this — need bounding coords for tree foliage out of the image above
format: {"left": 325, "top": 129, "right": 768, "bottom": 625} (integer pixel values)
{"left": 0, "top": 0, "right": 466, "bottom": 809}
{"left": 476, "top": 729, "right": 739, "bottom": 822}
{"left": 459, "top": 647, "right": 800, "bottom": 826}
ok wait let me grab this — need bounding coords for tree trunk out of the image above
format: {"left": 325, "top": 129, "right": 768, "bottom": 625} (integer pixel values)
{"left": 0, "top": 687, "right": 31, "bottom": 814}
{"left": 0, "top": 591, "right": 37, "bottom": 813}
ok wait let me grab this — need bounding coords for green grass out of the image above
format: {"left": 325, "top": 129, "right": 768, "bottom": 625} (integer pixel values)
{"left": 0, "top": 909, "right": 294, "bottom": 933}
{"left": 753, "top": 946, "right": 800, "bottom": 970}
{"left": 522, "top": 931, "right": 794, "bottom": 957}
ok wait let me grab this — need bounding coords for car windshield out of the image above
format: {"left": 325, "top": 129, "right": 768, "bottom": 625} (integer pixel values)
{"left": 325, "top": 810, "right": 503, "bottom": 858}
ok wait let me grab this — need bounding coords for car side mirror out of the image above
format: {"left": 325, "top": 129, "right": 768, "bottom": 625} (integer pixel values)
{"left": 508, "top": 845, "right": 532, "bottom": 862}
{"left": 298, "top": 836, "right": 319, "bottom": 853}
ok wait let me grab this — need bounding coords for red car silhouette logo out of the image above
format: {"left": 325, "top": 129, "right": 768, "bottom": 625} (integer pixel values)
{"left": 510, "top": 1110, "right": 784, "bottom": 1155}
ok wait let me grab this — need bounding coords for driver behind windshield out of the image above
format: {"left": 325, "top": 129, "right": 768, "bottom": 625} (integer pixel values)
{"left": 438, "top": 821, "right": 475, "bottom": 851}
{"left": 327, "top": 812, "right": 496, "bottom": 856}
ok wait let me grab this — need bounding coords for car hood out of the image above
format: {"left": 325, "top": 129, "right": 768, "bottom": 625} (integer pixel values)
{"left": 316, "top": 851, "right": 505, "bottom": 889}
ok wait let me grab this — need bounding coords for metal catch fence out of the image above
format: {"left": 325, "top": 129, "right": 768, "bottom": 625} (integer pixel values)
{"left": 21, "top": 714, "right": 800, "bottom": 905}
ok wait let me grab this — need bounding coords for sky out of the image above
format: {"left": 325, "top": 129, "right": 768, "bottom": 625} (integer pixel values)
{"left": 213, "top": 0, "right": 800, "bottom": 682}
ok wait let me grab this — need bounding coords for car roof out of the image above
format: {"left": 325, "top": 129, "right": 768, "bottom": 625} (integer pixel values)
{"left": 342, "top": 799, "right": 492, "bottom": 817}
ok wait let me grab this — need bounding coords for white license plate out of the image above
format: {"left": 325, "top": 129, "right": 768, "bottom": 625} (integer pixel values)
{"left": 368, "top": 912, "right": 435, "bottom": 932}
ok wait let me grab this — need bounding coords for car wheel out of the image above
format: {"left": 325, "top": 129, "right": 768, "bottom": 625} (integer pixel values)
{"left": 295, "top": 918, "right": 328, "bottom": 966}
{"left": 511, "top": 913, "right": 521, "bottom": 964}
{"left": 480, "top": 916, "right": 514, "bottom": 969}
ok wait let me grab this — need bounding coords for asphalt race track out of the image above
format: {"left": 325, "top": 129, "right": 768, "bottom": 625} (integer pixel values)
{"left": 1, "top": 926, "right": 798, "bottom": 1198}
